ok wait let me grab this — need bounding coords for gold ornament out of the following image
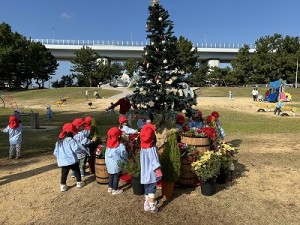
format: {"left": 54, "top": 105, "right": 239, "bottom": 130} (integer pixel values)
{"left": 151, "top": 0, "right": 159, "bottom": 6}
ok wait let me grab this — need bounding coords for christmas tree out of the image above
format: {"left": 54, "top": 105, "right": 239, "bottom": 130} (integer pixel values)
{"left": 131, "top": 0, "right": 196, "bottom": 123}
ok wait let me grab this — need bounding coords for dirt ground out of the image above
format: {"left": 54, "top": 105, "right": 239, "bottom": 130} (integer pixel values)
{"left": 0, "top": 92, "right": 299, "bottom": 225}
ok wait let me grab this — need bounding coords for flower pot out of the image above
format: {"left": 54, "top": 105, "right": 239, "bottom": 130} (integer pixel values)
{"left": 131, "top": 176, "right": 144, "bottom": 195}
{"left": 216, "top": 168, "right": 228, "bottom": 184}
{"left": 179, "top": 158, "right": 196, "bottom": 186}
{"left": 162, "top": 181, "right": 175, "bottom": 200}
{"left": 95, "top": 158, "right": 109, "bottom": 184}
{"left": 200, "top": 178, "right": 216, "bottom": 196}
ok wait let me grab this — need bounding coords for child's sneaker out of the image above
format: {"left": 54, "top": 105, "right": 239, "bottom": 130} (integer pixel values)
{"left": 149, "top": 205, "right": 158, "bottom": 213}
{"left": 144, "top": 201, "right": 151, "bottom": 211}
{"left": 60, "top": 184, "right": 67, "bottom": 192}
{"left": 111, "top": 189, "right": 123, "bottom": 195}
{"left": 8, "top": 155, "right": 14, "bottom": 159}
{"left": 144, "top": 200, "right": 159, "bottom": 212}
{"left": 108, "top": 187, "right": 112, "bottom": 193}
{"left": 76, "top": 181, "right": 84, "bottom": 188}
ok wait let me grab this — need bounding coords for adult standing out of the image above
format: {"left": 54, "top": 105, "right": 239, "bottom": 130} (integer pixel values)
{"left": 106, "top": 94, "right": 135, "bottom": 127}
{"left": 251, "top": 88, "right": 259, "bottom": 101}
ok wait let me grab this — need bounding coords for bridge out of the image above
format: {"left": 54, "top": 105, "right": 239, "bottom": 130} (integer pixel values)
{"left": 33, "top": 39, "right": 256, "bottom": 67}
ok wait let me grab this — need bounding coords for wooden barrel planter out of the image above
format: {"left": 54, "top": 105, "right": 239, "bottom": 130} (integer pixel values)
{"left": 95, "top": 158, "right": 109, "bottom": 184}
{"left": 179, "top": 158, "right": 196, "bottom": 186}
{"left": 180, "top": 136, "right": 210, "bottom": 154}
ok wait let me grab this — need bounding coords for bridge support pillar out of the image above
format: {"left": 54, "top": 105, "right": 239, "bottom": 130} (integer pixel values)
{"left": 207, "top": 59, "right": 220, "bottom": 68}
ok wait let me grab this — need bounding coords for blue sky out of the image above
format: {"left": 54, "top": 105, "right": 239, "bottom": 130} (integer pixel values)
{"left": 1, "top": 0, "right": 300, "bottom": 80}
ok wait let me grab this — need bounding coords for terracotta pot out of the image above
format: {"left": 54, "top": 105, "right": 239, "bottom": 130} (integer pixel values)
{"left": 162, "top": 181, "right": 175, "bottom": 200}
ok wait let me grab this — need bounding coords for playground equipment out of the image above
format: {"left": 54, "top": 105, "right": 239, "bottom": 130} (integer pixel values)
{"left": 257, "top": 102, "right": 297, "bottom": 117}
{"left": 264, "top": 79, "right": 292, "bottom": 102}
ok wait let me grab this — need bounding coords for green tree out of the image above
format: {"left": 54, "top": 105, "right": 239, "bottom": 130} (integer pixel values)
{"left": 71, "top": 46, "right": 100, "bottom": 87}
{"left": 124, "top": 58, "right": 138, "bottom": 76}
{"left": 177, "top": 36, "right": 198, "bottom": 74}
{"left": 0, "top": 22, "right": 58, "bottom": 89}
{"left": 131, "top": 1, "right": 196, "bottom": 124}
{"left": 231, "top": 45, "right": 253, "bottom": 85}
{"left": 192, "top": 62, "right": 210, "bottom": 86}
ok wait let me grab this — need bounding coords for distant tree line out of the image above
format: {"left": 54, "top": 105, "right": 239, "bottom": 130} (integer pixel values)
{"left": 1, "top": 21, "right": 300, "bottom": 88}
{"left": 0, "top": 22, "right": 58, "bottom": 89}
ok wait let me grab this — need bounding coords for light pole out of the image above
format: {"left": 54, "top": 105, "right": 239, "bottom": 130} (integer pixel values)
{"left": 52, "top": 27, "right": 55, "bottom": 39}
{"left": 296, "top": 60, "right": 298, "bottom": 88}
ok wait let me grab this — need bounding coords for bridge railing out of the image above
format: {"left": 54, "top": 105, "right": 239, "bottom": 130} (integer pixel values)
{"left": 32, "top": 39, "right": 256, "bottom": 49}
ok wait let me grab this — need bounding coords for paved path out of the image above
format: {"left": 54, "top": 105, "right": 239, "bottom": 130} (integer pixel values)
{"left": 101, "top": 86, "right": 134, "bottom": 99}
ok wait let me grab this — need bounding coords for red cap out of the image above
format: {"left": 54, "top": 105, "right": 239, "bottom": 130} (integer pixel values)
{"left": 106, "top": 127, "right": 122, "bottom": 148}
{"left": 176, "top": 114, "right": 185, "bottom": 124}
{"left": 8, "top": 115, "right": 19, "bottom": 129}
{"left": 72, "top": 118, "right": 85, "bottom": 128}
{"left": 211, "top": 111, "right": 220, "bottom": 118}
{"left": 84, "top": 116, "right": 92, "bottom": 130}
{"left": 59, "top": 123, "right": 78, "bottom": 139}
{"left": 206, "top": 115, "right": 216, "bottom": 124}
{"left": 118, "top": 116, "right": 128, "bottom": 124}
{"left": 140, "top": 123, "right": 156, "bottom": 148}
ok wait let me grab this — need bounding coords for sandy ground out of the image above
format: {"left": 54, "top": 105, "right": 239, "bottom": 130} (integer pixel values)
{"left": 0, "top": 90, "right": 300, "bottom": 225}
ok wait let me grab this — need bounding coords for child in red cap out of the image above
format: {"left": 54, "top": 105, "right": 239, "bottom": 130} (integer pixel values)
{"left": 140, "top": 121, "right": 162, "bottom": 213}
{"left": 175, "top": 114, "right": 186, "bottom": 132}
{"left": 83, "top": 115, "right": 100, "bottom": 174}
{"left": 189, "top": 110, "right": 203, "bottom": 129}
{"left": 53, "top": 123, "right": 86, "bottom": 192}
{"left": 1, "top": 115, "right": 23, "bottom": 159}
{"left": 119, "top": 116, "right": 138, "bottom": 135}
{"left": 105, "top": 127, "right": 128, "bottom": 195}
{"left": 72, "top": 118, "right": 97, "bottom": 177}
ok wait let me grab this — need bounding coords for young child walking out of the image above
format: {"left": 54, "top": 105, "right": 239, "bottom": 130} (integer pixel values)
{"left": 140, "top": 121, "right": 162, "bottom": 213}
{"left": 2, "top": 115, "right": 23, "bottom": 159}
{"left": 105, "top": 127, "right": 128, "bottom": 195}
{"left": 53, "top": 123, "right": 85, "bottom": 192}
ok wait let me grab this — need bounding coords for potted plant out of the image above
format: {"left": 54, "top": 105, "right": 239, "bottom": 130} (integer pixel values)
{"left": 118, "top": 150, "right": 144, "bottom": 195}
{"left": 216, "top": 143, "right": 235, "bottom": 184}
{"left": 191, "top": 150, "right": 221, "bottom": 196}
{"left": 160, "top": 129, "right": 181, "bottom": 199}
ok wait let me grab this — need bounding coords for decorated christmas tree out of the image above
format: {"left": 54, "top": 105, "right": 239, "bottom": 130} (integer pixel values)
{"left": 131, "top": 0, "right": 197, "bottom": 124}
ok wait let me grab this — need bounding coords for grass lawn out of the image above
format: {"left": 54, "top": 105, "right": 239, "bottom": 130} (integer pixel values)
{"left": 1, "top": 86, "right": 300, "bottom": 158}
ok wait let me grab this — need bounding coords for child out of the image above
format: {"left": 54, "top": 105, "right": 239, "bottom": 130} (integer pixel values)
{"left": 2, "top": 115, "right": 23, "bottom": 159}
{"left": 274, "top": 99, "right": 285, "bottom": 116}
{"left": 72, "top": 118, "right": 93, "bottom": 177}
{"left": 207, "top": 114, "right": 225, "bottom": 142}
{"left": 140, "top": 121, "right": 161, "bottom": 213}
{"left": 119, "top": 116, "right": 138, "bottom": 135}
{"left": 53, "top": 123, "right": 85, "bottom": 192}
{"left": 105, "top": 127, "right": 128, "bottom": 195}
{"left": 46, "top": 105, "right": 53, "bottom": 120}
{"left": 84, "top": 115, "right": 100, "bottom": 174}
{"left": 175, "top": 114, "right": 186, "bottom": 132}
{"left": 211, "top": 111, "right": 221, "bottom": 126}
{"left": 189, "top": 110, "right": 203, "bottom": 129}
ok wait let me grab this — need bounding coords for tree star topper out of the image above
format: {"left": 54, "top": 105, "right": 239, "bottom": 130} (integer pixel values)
{"left": 151, "top": 0, "right": 159, "bottom": 6}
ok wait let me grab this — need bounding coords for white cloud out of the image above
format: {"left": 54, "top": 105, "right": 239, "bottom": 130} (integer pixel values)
{"left": 60, "top": 12, "right": 72, "bottom": 20}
